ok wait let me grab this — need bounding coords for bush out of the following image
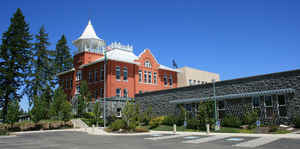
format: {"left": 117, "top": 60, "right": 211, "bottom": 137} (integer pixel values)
{"left": 135, "top": 127, "right": 149, "bottom": 133}
{"left": 82, "top": 112, "right": 95, "bottom": 119}
{"left": 222, "top": 115, "right": 242, "bottom": 128}
{"left": 109, "top": 119, "right": 126, "bottom": 131}
{"left": 187, "top": 119, "right": 199, "bottom": 130}
{"left": 0, "top": 129, "right": 8, "bottom": 135}
{"left": 243, "top": 111, "right": 258, "bottom": 125}
{"left": 269, "top": 125, "right": 279, "bottom": 132}
{"left": 294, "top": 116, "right": 300, "bottom": 128}
{"left": 149, "top": 116, "right": 165, "bottom": 129}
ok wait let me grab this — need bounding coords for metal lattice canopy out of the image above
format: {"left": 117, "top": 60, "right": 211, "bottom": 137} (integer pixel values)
{"left": 169, "top": 88, "right": 295, "bottom": 104}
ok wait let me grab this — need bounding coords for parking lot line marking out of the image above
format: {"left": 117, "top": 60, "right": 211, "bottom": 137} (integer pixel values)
{"left": 144, "top": 134, "right": 189, "bottom": 140}
{"left": 183, "top": 135, "right": 228, "bottom": 144}
{"left": 233, "top": 137, "right": 280, "bottom": 148}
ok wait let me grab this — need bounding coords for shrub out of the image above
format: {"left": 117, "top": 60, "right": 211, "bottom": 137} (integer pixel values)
{"left": 162, "top": 115, "right": 175, "bottom": 126}
{"left": 294, "top": 116, "right": 300, "bottom": 128}
{"left": 0, "top": 129, "right": 8, "bottom": 135}
{"left": 82, "top": 112, "right": 95, "bottom": 119}
{"left": 243, "top": 111, "right": 258, "bottom": 125}
{"left": 149, "top": 116, "right": 165, "bottom": 129}
{"left": 222, "top": 115, "right": 242, "bottom": 128}
{"left": 269, "top": 125, "right": 279, "bottom": 132}
{"left": 109, "top": 119, "right": 126, "bottom": 131}
{"left": 135, "top": 127, "right": 149, "bottom": 133}
{"left": 187, "top": 119, "right": 199, "bottom": 130}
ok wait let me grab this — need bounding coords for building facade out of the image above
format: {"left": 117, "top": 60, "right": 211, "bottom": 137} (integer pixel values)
{"left": 135, "top": 69, "right": 300, "bottom": 125}
{"left": 57, "top": 20, "right": 179, "bottom": 106}
{"left": 176, "top": 66, "right": 220, "bottom": 87}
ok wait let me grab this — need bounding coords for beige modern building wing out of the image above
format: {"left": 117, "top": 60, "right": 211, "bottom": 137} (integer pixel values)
{"left": 177, "top": 66, "right": 220, "bottom": 87}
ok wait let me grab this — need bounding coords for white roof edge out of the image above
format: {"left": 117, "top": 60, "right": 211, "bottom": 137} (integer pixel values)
{"left": 159, "top": 65, "right": 181, "bottom": 72}
{"left": 79, "top": 57, "right": 139, "bottom": 69}
{"left": 56, "top": 68, "right": 75, "bottom": 76}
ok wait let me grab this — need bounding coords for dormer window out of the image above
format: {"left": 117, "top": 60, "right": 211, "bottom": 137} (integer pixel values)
{"left": 144, "top": 60, "right": 152, "bottom": 68}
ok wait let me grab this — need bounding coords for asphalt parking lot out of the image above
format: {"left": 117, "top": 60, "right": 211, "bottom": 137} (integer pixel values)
{"left": 0, "top": 131, "right": 300, "bottom": 149}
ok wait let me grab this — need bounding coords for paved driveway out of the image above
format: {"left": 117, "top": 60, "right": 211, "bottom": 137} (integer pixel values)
{"left": 0, "top": 131, "right": 300, "bottom": 149}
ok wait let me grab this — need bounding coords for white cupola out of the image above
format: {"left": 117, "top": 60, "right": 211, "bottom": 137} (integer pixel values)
{"left": 73, "top": 20, "right": 106, "bottom": 54}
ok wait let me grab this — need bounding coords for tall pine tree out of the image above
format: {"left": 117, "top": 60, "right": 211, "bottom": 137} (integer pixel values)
{"left": 0, "top": 8, "right": 32, "bottom": 121}
{"left": 26, "top": 26, "right": 54, "bottom": 103}
{"left": 55, "top": 35, "right": 72, "bottom": 73}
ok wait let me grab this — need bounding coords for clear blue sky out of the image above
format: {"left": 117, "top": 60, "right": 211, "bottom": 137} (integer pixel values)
{"left": 1, "top": 0, "right": 299, "bottom": 110}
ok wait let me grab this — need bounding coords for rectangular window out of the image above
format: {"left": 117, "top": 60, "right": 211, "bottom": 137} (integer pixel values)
{"left": 153, "top": 72, "right": 157, "bottom": 84}
{"left": 218, "top": 100, "right": 225, "bottom": 110}
{"left": 123, "top": 67, "right": 128, "bottom": 81}
{"left": 144, "top": 71, "right": 147, "bottom": 83}
{"left": 278, "top": 95, "right": 287, "bottom": 117}
{"left": 116, "top": 66, "right": 120, "bottom": 80}
{"left": 265, "top": 96, "right": 272, "bottom": 106}
{"left": 94, "top": 89, "right": 98, "bottom": 100}
{"left": 189, "top": 79, "right": 192, "bottom": 86}
{"left": 76, "top": 85, "right": 80, "bottom": 94}
{"left": 76, "top": 71, "right": 82, "bottom": 81}
{"left": 264, "top": 96, "right": 273, "bottom": 118}
{"left": 100, "top": 66, "right": 104, "bottom": 81}
{"left": 169, "top": 75, "right": 173, "bottom": 86}
{"left": 95, "top": 70, "right": 99, "bottom": 81}
{"left": 138, "top": 70, "right": 142, "bottom": 82}
{"left": 88, "top": 71, "right": 92, "bottom": 82}
{"left": 252, "top": 96, "right": 260, "bottom": 108}
{"left": 70, "top": 79, "right": 73, "bottom": 89}
{"left": 116, "top": 108, "right": 122, "bottom": 117}
{"left": 148, "top": 71, "right": 152, "bottom": 84}
{"left": 116, "top": 88, "right": 121, "bottom": 97}
{"left": 100, "top": 88, "right": 104, "bottom": 98}
{"left": 123, "top": 89, "right": 128, "bottom": 98}
{"left": 164, "top": 74, "right": 168, "bottom": 86}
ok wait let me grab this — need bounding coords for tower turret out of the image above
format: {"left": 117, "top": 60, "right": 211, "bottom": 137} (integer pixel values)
{"left": 73, "top": 20, "right": 106, "bottom": 54}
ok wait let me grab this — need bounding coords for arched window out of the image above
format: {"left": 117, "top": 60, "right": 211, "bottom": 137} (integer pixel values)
{"left": 144, "top": 60, "right": 152, "bottom": 68}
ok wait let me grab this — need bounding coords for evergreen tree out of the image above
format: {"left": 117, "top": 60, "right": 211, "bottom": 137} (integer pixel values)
{"left": 6, "top": 100, "right": 20, "bottom": 127}
{"left": 26, "top": 26, "right": 54, "bottom": 104}
{"left": 31, "top": 95, "right": 48, "bottom": 123}
{"left": 0, "top": 8, "right": 32, "bottom": 121}
{"left": 49, "top": 87, "right": 66, "bottom": 120}
{"left": 77, "top": 80, "right": 91, "bottom": 117}
{"left": 54, "top": 35, "right": 72, "bottom": 73}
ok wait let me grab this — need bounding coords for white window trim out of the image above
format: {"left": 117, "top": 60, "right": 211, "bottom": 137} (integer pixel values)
{"left": 123, "top": 89, "right": 128, "bottom": 98}
{"left": 153, "top": 72, "right": 157, "bottom": 84}
{"left": 116, "top": 66, "right": 121, "bottom": 81}
{"left": 138, "top": 70, "right": 142, "bottom": 83}
{"left": 164, "top": 74, "right": 168, "bottom": 86}
{"left": 144, "top": 71, "right": 148, "bottom": 84}
{"left": 116, "top": 88, "right": 121, "bottom": 97}
{"left": 169, "top": 74, "right": 173, "bottom": 87}
{"left": 148, "top": 71, "right": 152, "bottom": 84}
{"left": 123, "top": 67, "right": 128, "bottom": 82}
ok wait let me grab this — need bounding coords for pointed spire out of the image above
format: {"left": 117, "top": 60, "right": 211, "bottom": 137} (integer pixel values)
{"left": 78, "top": 20, "right": 100, "bottom": 40}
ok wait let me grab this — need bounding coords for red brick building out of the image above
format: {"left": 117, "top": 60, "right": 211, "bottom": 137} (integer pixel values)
{"left": 57, "top": 21, "right": 179, "bottom": 101}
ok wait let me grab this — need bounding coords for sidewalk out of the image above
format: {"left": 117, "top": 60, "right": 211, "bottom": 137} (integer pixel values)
{"left": 86, "top": 128, "right": 300, "bottom": 139}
